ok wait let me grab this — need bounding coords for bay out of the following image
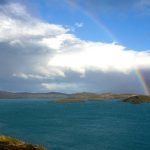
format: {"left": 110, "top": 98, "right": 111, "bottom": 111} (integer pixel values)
{"left": 0, "top": 99, "right": 150, "bottom": 150}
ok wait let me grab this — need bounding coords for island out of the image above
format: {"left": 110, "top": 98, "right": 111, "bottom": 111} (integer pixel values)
{"left": 52, "top": 92, "right": 150, "bottom": 104}
{"left": 0, "top": 135, "right": 47, "bottom": 150}
{"left": 123, "top": 95, "right": 150, "bottom": 104}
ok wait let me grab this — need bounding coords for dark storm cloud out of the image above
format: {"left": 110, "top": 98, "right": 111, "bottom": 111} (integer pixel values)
{"left": 0, "top": 41, "right": 52, "bottom": 92}
{"left": 41, "top": 69, "right": 148, "bottom": 94}
{"left": 0, "top": 0, "right": 18, "bottom": 5}
{"left": 0, "top": 0, "right": 7, "bottom": 5}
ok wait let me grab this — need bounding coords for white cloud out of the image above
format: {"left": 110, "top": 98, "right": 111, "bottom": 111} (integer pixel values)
{"left": 0, "top": 3, "right": 68, "bottom": 43}
{"left": 13, "top": 73, "right": 44, "bottom": 80}
{"left": 0, "top": 3, "right": 28, "bottom": 17}
{"left": 75, "top": 22, "right": 84, "bottom": 28}
{"left": 42, "top": 83, "right": 78, "bottom": 91}
{"left": 0, "top": 2, "right": 150, "bottom": 93}
{"left": 12, "top": 67, "right": 66, "bottom": 80}
{"left": 1, "top": 2, "right": 150, "bottom": 77}
{"left": 48, "top": 42, "right": 150, "bottom": 75}
{"left": 39, "top": 33, "right": 78, "bottom": 50}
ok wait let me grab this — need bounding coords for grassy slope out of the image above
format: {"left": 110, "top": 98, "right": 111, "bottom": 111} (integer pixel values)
{"left": 53, "top": 94, "right": 150, "bottom": 104}
{"left": 0, "top": 135, "right": 47, "bottom": 150}
{"left": 53, "top": 93, "right": 135, "bottom": 103}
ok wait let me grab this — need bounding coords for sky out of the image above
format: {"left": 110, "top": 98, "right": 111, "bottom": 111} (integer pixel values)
{"left": 0, "top": 0, "right": 150, "bottom": 94}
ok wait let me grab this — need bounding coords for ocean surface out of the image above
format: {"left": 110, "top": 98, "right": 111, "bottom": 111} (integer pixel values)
{"left": 0, "top": 99, "right": 150, "bottom": 150}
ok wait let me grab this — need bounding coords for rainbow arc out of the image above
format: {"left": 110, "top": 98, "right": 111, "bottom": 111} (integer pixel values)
{"left": 68, "top": 2, "right": 150, "bottom": 95}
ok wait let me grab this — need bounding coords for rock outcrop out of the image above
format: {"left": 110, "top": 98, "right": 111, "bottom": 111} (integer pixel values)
{"left": 0, "top": 135, "right": 47, "bottom": 150}
{"left": 123, "top": 95, "right": 150, "bottom": 104}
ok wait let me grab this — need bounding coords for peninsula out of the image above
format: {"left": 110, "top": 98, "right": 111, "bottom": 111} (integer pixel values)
{"left": 53, "top": 93, "right": 150, "bottom": 104}
{"left": 0, "top": 135, "right": 47, "bottom": 150}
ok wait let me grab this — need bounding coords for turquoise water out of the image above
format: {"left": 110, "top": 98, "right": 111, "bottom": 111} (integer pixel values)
{"left": 0, "top": 99, "right": 150, "bottom": 150}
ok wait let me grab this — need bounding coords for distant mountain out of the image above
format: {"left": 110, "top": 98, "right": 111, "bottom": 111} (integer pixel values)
{"left": 0, "top": 91, "right": 68, "bottom": 99}
{"left": 0, "top": 91, "right": 132, "bottom": 99}
{"left": 0, "top": 91, "right": 150, "bottom": 104}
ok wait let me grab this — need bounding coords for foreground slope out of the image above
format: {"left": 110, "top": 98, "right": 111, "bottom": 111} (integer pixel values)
{"left": 0, "top": 135, "right": 47, "bottom": 150}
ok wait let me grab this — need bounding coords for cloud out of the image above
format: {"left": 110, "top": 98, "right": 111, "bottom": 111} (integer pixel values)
{"left": 0, "top": 0, "right": 6, "bottom": 5}
{"left": 0, "top": 3, "right": 67, "bottom": 43}
{"left": 0, "top": 2, "right": 150, "bottom": 93}
{"left": 13, "top": 73, "right": 44, "bottom": 80}
{"left": 0, "top": 2, "right": 69, "bottom": 82}
{"left": 48, "top": 42, "right": 150, "bottom": 75}
{"left": 75, "top": 22, "right": 84, "bottom": 28}
{"left": 41, "top": 82, "right": 79, "bottom": 91}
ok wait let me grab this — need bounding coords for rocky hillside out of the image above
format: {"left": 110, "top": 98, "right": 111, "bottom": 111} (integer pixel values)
{"left": 123, "top": 95, "right": 150, "bottom": 104}
{"left": 0, "top": 135, "right": 47, "bottom": 150}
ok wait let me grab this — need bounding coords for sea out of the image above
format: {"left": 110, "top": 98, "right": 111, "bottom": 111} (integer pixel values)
{"left": 0, "top": 99, "right": 150, "bottom": 150}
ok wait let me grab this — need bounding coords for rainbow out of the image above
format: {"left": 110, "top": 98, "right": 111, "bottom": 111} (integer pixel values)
{"left": 71, "top": 2, "right": 118, "bottom": 43}
{"left": 67, "top": 2, "right": 150, "bottom": 95}
{"left": 81, "top": 8, "right": 150, "bottom": 95}
{"left": 82, "top": 10, "right": 118, "bottom": 43}
{"left": 135, "top": 68, "right": 150, "bottom": 95}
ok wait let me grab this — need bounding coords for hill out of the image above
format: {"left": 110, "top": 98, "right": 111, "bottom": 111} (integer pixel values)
{"left": 123, "top": 95, "right": 150, "bottom": 104}
{"left": 53, "top": 93, "right": 138, "bottom": 102}
{"left": 1, "top": 91, "right": 150, "bottom": 104}
{"left": 0, "top": 91, "right": 68, "bottom": 99}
